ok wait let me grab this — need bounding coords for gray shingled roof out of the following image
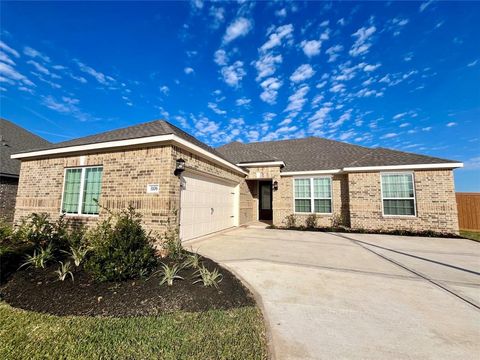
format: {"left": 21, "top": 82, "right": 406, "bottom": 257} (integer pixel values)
{"left": 0, "top": 119, "right": 51, "bottom": 176}
{"left": 14, "top": 119, "right": 228, "bottom": 161}
{"left": 217, "top": 137, "right": 458, "bottom": 172}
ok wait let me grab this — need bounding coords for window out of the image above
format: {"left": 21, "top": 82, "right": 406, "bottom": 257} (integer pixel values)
{"left": 381, "top": 173, "right": 416, "bottom": 216}
{"left": 62, "top": 166, "right": 103, "bottom": 215}
{"left": 294, "top": 177, "right": 332, "bottom": 213}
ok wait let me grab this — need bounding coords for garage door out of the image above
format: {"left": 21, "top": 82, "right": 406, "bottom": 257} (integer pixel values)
{"left": 180, "top": 172, "right": 236, "bottom": 241}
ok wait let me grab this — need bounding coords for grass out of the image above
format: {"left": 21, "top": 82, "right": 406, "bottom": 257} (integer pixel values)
{"left": 460, "top": 230, "right": 480, "bottom": 242}
{"left": 0, "top": 302, "right": 267, "bottom": 360}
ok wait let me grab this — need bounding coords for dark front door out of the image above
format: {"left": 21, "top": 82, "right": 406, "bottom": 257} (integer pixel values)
{"left": 259, "top": 181, "right": 273, "bottom": 221}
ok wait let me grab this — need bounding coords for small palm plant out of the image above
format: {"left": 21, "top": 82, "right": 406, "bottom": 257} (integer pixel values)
{"left": 19, "top": 244, "right": 53, "bottom": 269}
{"left": 62, "top": 245, "right": 89, "bottom": 267}
{"left": 193, "top": 265, "right": 223, "bottom": 288}
{"left": 159, "top": 263, "right": 183, "bottom": 286}
{"left": 182, "top": 252, "right": 201, "bottom": 269}
{"left": 55, "top": 261, "right": 74, "bottom": 281}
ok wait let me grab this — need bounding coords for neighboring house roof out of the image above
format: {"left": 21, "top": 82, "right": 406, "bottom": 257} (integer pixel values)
{"left": 0, "top": 118, "right": 51, "bottom": 177}
{"left": 217, "top": 137, "right": 460, "bottom": 172}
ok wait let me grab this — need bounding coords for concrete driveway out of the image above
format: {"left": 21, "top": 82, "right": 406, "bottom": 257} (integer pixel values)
{"left": 189, "top": 228, "right": 480, "bottom": 360}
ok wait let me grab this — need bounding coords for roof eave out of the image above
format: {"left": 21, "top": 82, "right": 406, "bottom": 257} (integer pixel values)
{"left": 11, "top": 134, "right": 248, "bottom": 176}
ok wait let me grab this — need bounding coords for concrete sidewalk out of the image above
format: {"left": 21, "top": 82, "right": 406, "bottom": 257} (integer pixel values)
{"left": 190, "top": 228, "right": 480, "bottom": 360}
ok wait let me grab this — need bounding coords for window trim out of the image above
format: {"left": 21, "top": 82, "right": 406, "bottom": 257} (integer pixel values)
{"left": 60, "top": 166, "right": 103, "bottom": 217}
{"left": 292, "top": 176, "right": 333, "bottom": 215}
{"left": 380, "top": 171, "right": 417, "bottom": 218}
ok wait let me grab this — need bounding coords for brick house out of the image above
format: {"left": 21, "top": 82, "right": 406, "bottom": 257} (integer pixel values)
{"left": 0, "top": 119, "right": 50, "bottom": 223}
{"left": 11, "top": 119, "right": 462, "bottom": 240}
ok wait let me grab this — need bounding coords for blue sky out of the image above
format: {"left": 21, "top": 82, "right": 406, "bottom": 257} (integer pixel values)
{"left": 1, "top": 1, "right": 479, "bottom": 190}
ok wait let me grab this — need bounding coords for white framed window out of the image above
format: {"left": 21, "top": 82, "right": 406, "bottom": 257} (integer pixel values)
{"left": 381, "top": 172, "right": 416, "bottom": 216}
{"left": 61, "top": 166, "right": 103, "bottom": 216}
{"left": 294, "top": 177, "right": 332, "bottom": 214}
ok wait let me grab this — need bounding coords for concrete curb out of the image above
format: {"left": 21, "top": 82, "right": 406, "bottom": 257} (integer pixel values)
{"left": 215, "top": 260, "right": 277, "bottom": 360}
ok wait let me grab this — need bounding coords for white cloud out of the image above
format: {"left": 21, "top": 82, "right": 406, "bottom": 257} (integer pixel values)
{"left": 464, "top": 156, "right": 480, "bottom": 170}
{"left": 23, "top": 46, "right": 50, "bottom": 62}
{"left": 422, "top": 126, "right": 432, "bottom": 131}
{"left": 330, "top": 83, "right": 345, "bottom": 93}
{"left": 399, "top": 122, "right": 410, "bottom": 128}
{"left": 263, "top": 112, "right": 276, "bottom": 121}
{"left": 214, "top": 49, "right": 228, "bottom": 66}
{"left": 329, "top": 109, "right": 352, "bottom": 129}
{"left": 0, "top": 62, "right": 35, "bottom": 87}
{"left": 75, "top": 60, "right": 115, "bottom": 85}
{"left": 194, "top": 116, "right": 220, "bottom": 135}
{"left": 254, "top": 53, "right": 282, "bottom": 80}
{"left": 404, "top": 52, "right": 414, "bottom": 62}
{"left": 381, "top": 133, "right": 398, "bottom": 139}
{"left": 339, "top": 129, "right": 356, "bottom": 141}
{"left": 160, "top": 85, "right": 169, "bottom": 95}
{"left": 191, "top": 0, "right": 203, "bottom": 10}
{"left": 419, "top": 0, "right": 434, "bottom": 12}
{"left": 223, "top": 17, "right": 253, "bottom": 44}
{"left": 325, "top": 45, "right": 343, "bottom": 62}
{"left": 184, "top": 67, "right": 194, "bottom": 74}
{"left": 285, "top": 84, "right": 309, "bottom": 115}
{"left": 290, "top": 64, "right": 315, "bottom": 83}
{"left": 260, "top": 77, "right": 282, "bottom": 104}
{"left": 260, "top": 24, "right": 294, "bottom": 52}
{"left": 209, "top": 6, "right": 225, "bottom": 29}
{"left": 27, "top": 60, "right": 59, "bottom": 78}
{"left": 0, "top": 41, "right": 20, "bottom": 58}
{"left": 246, "top": 130, "right": 260, "bottom": 142}
{"left": 308, "top": 103, "right": 333, "bottom": 133}
{"left": 42, "top": 95, "right": 91, "bottom": 121}
{"left": 355, "top": 88, "right": 383, "bottom": 98}
{"left": 393, "top": 112, "right": 407, "bottom": 120}
{"left": 467, "top": 59, "right": 478, "bottom": 67}
{"left": 301, "top": 39, "right": 321, "bottom": 57}
{"left": 275, "top": 8, "right": 287, "bottom": 18}
{"left": 446, "top": 122, "right": 457, "bottom": 127}
{"left": 349, "top": 25, "right": 376, "bottom": 57}
{"left": 236, "top": 97, "right": 251, "bottom": 106}
{"left": 0, "top": 51, "right": 15, "bottom": 65}
{"left": 208, "top": 102, "right": 227, "bottom": 115}
{"left": 337, "top": 18, "right": 346, "bottom": 26}
{"left": 363, "top": 63, "right": 381, "bottom": 72}
{"left": 221, "top": 61, "right": 246, "bottom": 87}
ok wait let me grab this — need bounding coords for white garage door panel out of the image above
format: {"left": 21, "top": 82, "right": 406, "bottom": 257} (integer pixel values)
{"left": 180, "top": 172, "right": 236, "bottom": 241}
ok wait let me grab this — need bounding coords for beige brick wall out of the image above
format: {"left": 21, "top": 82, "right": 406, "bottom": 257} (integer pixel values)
{"left": 14, "top": 144, "right": 250, "bottom": 238}
{"left": 348, "top": 170, "right": 459, "bottom": 233}
{"left": 274, "top": 174, "right": 349, "bottom": 227}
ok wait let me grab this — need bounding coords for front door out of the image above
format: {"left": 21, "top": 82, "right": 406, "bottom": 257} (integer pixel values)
{"left": 259, "top": 181, "right": 273, "bottom": 221}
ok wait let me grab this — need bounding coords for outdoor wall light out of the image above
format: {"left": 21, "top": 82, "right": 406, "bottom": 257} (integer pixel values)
{"left": 174, "top": 158, "right": 186, "bottom": 176}
{"left": 273, "top": 180, "right": 278, "bottom": 191}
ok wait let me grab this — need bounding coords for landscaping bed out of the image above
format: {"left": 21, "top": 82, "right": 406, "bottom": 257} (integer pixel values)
{"left": 0, "top": 255, "right": 254, "bottom": 317}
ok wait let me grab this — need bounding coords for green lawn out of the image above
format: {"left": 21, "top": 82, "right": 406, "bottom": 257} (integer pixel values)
{"left": 0, "top": 302, "right": 267, "bottom": 360}
{"left": 460, "top": 230, "right": 480, "bottom": 242}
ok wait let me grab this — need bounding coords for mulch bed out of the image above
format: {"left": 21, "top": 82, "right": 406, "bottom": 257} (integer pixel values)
{"left": 0, "top": 256, "right": 255, "bottom": 317}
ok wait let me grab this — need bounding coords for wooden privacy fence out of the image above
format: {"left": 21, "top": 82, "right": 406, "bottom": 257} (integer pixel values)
{"left": 456, "top": 192, "right": 480, "bottom": 231}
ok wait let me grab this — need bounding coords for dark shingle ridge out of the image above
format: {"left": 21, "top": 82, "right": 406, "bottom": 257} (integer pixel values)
{"left": 1, "top": 118, "right": 51, "bottom": 176}
{"left": 217, "top": 137, "right": 459, "bottom": 172}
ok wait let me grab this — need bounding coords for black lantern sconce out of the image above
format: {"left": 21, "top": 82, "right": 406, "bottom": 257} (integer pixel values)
{"left": 272, "top": 180, "right": 278, "bottom": 191}
{"left": 174, "top": 158, "right": 186, "bottom": 176}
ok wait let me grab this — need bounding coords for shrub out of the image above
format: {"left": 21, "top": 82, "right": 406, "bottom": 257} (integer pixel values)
{"left": 284, "top": 214, "right": 296, "bottom": 228}
{"left": 193, "top": 265, "right": 223, "bottom": 288}
{"left": 63, "top": 245, "right": 89, "bottom": 267}
{"left": 0, "top": 221, "right": 13, "bottom": 243}
{"left": 55, "top": 261, "right": 74, "bottom": 282}
{"left": 19, "top": 244, "right": 54, "bottom": 269}
{"left": 158, "top": 263, "right": 183, "bottom": 286}
{"left": 161, "top": 217, "right": 184, "bottom": 260}
{"left": 182, "top": 252, "right": 201, "bottom": 269}
{"left": 84, "top": 206, "right": 157, "bottom": 282}
{"left": 305, "top": 214, "right": 317, "bottom": 229}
